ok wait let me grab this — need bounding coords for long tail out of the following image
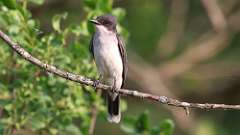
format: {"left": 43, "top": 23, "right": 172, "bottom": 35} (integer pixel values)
{"left": 107, "top": 94, "right": 121, "bottom": 123}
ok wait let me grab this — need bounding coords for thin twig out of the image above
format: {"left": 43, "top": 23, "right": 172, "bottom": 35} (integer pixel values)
{"left": 158, "top": 5, "right": 240, "bottom": 80}
{"left": 201, "top": 0, "right": 227, "bottom": 33}
{"left": 1, "top": 30, "right": 240, "bottom": 110}
{"left": 158, "top": 32, "right": 229, "bottom": 80}
{"left": 157, "top": 0, "right": 189, "bottom": 56}
{"left": 88, "top": 91, "right": 101, "bottom": 135}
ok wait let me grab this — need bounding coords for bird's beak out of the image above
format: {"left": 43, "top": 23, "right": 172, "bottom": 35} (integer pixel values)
{"left": 89, "top": 19, "right": 101, "bottom": 25}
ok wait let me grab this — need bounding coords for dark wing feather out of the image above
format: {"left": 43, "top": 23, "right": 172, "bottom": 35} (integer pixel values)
{"left": 117, "top": 34, "right": 127, "bottom": 88}
{"left": 89, "top": 33, "right": 95, "bottom": 59}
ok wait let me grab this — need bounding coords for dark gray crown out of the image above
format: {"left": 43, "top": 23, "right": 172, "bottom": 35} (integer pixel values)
{"left": 96, "top": 15, "right": 117, "bottom": 31}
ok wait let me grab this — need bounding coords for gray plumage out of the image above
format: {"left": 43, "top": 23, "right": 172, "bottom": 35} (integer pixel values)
{"left": 89, "top": 15, "right": 127, "bottom": 123}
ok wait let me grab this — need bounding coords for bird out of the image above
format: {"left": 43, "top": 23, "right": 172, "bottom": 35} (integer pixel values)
{"left": 89, "top": 14, "right": 127, "bottom": 123}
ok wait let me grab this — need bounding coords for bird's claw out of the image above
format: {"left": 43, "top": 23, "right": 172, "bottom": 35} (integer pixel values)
{"left": 110, "top": 78, "right": 118, "bottom": 100}
{"left": 93, "top": 79, "right": 100, "bottom": 89}
{"left": 111, "top": 77, "right": 118, "bottom": 93}
{"left": 93, "top": 75, "right": 103, "bottom": 89}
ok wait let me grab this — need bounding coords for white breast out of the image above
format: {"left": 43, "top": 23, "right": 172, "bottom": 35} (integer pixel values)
{"left": 93, "top": 25, "right": 123, "bottom": 89}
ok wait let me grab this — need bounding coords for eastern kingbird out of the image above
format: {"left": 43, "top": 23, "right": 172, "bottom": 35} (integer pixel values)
{"left": 89, "top": 15, "right": 127, "bottom": 123}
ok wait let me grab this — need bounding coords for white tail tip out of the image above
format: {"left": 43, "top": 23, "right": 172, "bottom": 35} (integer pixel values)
{"left": 107, "top": 114, "right": 121, "bottom": 123}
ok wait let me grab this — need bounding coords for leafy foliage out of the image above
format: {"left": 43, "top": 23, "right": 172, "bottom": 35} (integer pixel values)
{"left": 0, "top": 0, "right": 173, "bottom": 135}
{"left": 121, "top": 111, "right": 174, "bottom": 135}
{"left": 0, "top": 0, "right": 127, "bottom": 134}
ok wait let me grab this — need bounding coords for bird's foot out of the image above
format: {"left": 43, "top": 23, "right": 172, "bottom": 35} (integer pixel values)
{"left": 111, "top": 77, "right": 117, "bottom": 93}
{"left": 93, "top": 74, "right": 103, "bottom": 89}
{"left": 93, "top": 79, "right": 100, "bottom": 89}
{"left": 110, "top": 78, "right": 118, "bottom": 100}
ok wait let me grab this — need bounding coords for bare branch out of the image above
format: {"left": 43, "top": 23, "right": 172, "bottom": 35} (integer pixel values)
{"left": 88, "top": 91, "right": 101, "bottom": 135}
{"left": 159, "top": 32, "right": 229, "bottom": 80}
{"left": 201, "top": 0, "right": 227, "bottom": 33}
{"left": 157, "top": 0, "right": 189, "bottom": 56}
{"left": 158, "top": 5, "right": 240, "bottom": 80}
{"left": 1, "top": 29, "right": 240, "bottom": 110}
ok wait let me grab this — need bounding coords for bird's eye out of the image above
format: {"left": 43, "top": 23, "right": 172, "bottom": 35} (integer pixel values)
{"left": 103, "top": 20, "right": 110, "bottom": 25}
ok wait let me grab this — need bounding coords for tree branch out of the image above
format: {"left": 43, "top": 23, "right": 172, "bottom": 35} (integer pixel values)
{"left": 1, "top": 29, "right": 240, "bottom": 110}
{"left": 88, "top": 91, "right": 101, "bottom": 135}
{"left": 201, "top": 0, "right": 227, "bottom": 33}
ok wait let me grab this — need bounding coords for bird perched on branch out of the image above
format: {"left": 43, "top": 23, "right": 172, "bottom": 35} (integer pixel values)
{"left": 89, "top": 15, "right": 127, "bottom": 123}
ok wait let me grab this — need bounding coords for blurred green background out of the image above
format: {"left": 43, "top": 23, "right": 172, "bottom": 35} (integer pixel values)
{"left": 1, "top": 0, "right": 240, "bottom": 135}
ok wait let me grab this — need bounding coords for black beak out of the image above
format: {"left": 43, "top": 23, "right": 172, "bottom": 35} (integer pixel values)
{"left": 89, "top": 19, "right": 101, "bottom": 25}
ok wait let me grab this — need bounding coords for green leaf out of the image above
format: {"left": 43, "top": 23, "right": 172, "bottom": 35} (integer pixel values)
{"left": 136, "top": 111, "right": 150, "bottom": 133}
{"left": 29, "top": 0, "right": 45, "bottom": 5}
{"left": 69, "top": 24, "right": 82, "bottom": 36}
{"left": 64, "top": 124, "right": 83, "bottom": 135}
{"left": 112, "top": 8, "right": 126, "bottom": 21}
{"left": 70, "top": 23, "right": 89, "bottom": 36}
{"left": 97, "top": 0, "right": 113, "bottom": 12}
{"left": 120, "top": 99, "right": 128, "bottom": 112}
{"left": 2, "top": 0, "right": 17, "bottom": 9}
{"left": 9, "top": 10, "right": 23, "bottom": 24}
{"left": 49, "top": 128, "right": 58, "bottom": 135}
{"left": 121, "top": 112, "right": 175, "bottom": 135}
{"left": 83, "top": 0, "right": 96, "bottom": 10}
{"left": 52, "top": 12, "right": 68, "bottom": 33}
{"left": 0, "top": 121, "right": 5, "bottom": 135}
{"left": 121, "top": 117, "right": 136, "bottom": 134}
{"left": 151, "top": 126, "right": 161, "bottom": 135}
{"left": 31, "top": 115, "right": 47, "bottom": 130}
{"left": 160, "top": 119, "right": 175, "bottom": 135}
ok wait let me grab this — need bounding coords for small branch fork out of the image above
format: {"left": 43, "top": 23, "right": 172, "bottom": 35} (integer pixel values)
{"left": 1, "top": 29, "right": 240, "bottom": 111}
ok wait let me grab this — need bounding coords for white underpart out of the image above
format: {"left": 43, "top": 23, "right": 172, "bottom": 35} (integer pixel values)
{"left": 93, "top": 25, "right": 123, "bottom": 90}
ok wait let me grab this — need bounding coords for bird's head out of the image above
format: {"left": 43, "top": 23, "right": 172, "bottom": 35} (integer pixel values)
{"left": 89, "top": 14, "right": 117, "bottom": 32}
